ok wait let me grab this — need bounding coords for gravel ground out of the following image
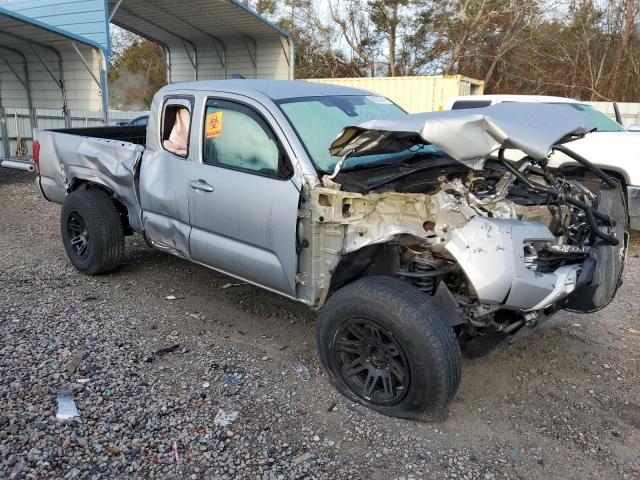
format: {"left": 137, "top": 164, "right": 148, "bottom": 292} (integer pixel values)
{"left": 1, "top": 169, "right": 639, "bottom": 480}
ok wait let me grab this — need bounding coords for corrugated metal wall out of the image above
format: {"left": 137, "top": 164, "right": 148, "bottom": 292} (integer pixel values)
{"left": 1, "top": 108, "right": 146, "bottom": 158}
{"left": 306, "top": 75, "right": 485, "bottom": 113}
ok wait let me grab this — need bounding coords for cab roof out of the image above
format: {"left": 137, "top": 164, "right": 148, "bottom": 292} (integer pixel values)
{"left": 159, "top": 80, "right": 374, "bottom": 101}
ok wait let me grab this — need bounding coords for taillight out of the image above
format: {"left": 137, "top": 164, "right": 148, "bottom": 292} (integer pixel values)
{"left": 32, "top": 140, "right": 40, "bottom": 174}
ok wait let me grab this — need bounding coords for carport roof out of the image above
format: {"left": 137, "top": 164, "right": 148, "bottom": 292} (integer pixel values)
{"left": 0, "top": 5, "right": 105, "bottom": 53}
{"left": 108, "top": 0, "right": 291, "bottom": 42}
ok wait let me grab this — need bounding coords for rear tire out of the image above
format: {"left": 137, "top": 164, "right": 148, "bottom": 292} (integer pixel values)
{"left": 316, "top": 276, "right": 461, "bottom": 418}
{"left": 60, "top": 189, "right": 124, "bottom": 274}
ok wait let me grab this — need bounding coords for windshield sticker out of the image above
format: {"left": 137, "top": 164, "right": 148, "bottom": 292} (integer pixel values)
{"left": 368, "top": 96, "right": 393, "bottom": 104}
{"left": 206, "top": 111, "right": 223, "bottom": 138}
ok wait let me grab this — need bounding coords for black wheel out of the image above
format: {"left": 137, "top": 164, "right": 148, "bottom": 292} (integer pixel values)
{"left": 316, "top": 276, "right": 461, "bottom": 418}
{"left": 60, "top": 189, "right": 124, "bottom": 274}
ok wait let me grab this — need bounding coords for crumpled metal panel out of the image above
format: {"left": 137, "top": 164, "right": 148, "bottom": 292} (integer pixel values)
{"left": 444, "top": 217, "right": 580, "bottom": 310}
{"left": 330, "top": 103, "right": 596, "bottom": 169}
{"left": 38, "top": 130, "right": 144, "bottom": 232}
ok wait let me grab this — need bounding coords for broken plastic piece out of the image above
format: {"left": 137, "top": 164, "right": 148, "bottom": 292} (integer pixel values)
{"left": 214, "top": 409, "right": 239, "bottom": 427}
{"left": 56, "top": 390, "right": 79, "bottom": 420}
{"left": 292, "top": 362, "right": 310, "bottom": 381}
{"left": 172, "top": 441, "right": 180, "bottom": 464}
{"left": 145, "top": 344, "right": 180, "bottom": 363}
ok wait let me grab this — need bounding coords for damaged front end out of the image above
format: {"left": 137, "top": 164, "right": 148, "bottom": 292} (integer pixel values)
{"left": 300, "top": 103, "right": 627, "bottom": 353}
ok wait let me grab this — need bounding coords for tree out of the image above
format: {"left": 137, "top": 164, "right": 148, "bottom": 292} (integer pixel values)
{"left": 108, "top": 30, "right": 166, "bottom": 110}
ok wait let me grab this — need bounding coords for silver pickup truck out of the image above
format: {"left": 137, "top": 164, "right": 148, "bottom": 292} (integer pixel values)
{"left": 35, "top": 80, "right": 628, "bottom": 418}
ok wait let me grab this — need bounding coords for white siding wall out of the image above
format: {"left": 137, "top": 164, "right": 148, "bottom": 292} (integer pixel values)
{"left": 0, "top": 44, "right": 104, "bottom": 111}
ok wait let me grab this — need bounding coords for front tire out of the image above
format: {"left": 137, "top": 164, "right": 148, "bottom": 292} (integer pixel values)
{"left": 316, "top": 276, "right": 461, "bottom": 418}
{"left": 60, "top": 189, "right": 124, "bottom": 274}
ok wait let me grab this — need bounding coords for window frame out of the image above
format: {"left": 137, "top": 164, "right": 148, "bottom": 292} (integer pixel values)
{"left": 200, "top": 98, "right": 294, "bottom": 180}
{"left": 160, "top": 95, "right": 195, "bottom": 159}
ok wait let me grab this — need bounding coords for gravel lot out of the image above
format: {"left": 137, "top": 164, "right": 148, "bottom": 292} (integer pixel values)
{"left": 1, "top": 169, "right": 639, "bottom": 480}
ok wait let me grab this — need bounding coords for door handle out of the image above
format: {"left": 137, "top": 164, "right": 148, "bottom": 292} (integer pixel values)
{"left": 189, "top": 179, "right": 214, "bottom": 192}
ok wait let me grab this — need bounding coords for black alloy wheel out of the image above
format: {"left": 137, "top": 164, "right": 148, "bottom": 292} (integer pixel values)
{"left": 333, "top": 318, "right": 409, "bottom": 405}
{"left": 66, "top": 211, "right": 90, "bottom": 260}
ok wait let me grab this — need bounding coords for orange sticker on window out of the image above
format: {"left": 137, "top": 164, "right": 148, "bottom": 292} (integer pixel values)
{"left": 205, "top": 111, "right": 223, "bottom": 138}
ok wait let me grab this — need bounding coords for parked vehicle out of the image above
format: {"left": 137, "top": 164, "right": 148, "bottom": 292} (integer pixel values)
{"left": 116, "top": 115, "right": 149, "bottom": 127}
{"left": 34, "top": 81, "right": 628, "bottom": 418}
{"left": 449, "top": 95, "right": 640, "bottom": 230}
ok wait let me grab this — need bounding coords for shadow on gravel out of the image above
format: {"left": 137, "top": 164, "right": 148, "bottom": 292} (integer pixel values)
{"left": 0, "top": 168, "right": 35, "bottom": 186}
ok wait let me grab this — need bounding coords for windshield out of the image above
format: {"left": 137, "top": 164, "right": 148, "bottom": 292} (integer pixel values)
{"left": 550, "top": 103, "right": 625, "bottom": 132}
{"left": 277, "top": 95, "right": 414, "bottom": 173}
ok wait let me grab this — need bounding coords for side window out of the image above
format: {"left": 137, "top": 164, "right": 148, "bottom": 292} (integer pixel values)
{"left": 161, "top": 99, "right": 192, "bottom": 158}
{"left": 202, "top": 102, "right": 290, "bottom": 178}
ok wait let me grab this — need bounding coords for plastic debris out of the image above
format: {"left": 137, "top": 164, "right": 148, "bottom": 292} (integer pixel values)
{"left": 292, "top": 452, "right": 313, "bottom": 464}
{"left": 327, "top": 402, "right": 337, "bottom": 413}
{"left": 56, "top": 390, "right": 79, "bottom": 421}
{"left": 225, "top": 373, "right": 245, "bottom": 387}
{"left": 221, "top": 282, "right": 247, "bottom": 289}
{"left": 507, "top": 448, "right": 519, "bottom": 457}
{"left": 214, "top": 409, "right": 239, "bottom": 427}
{"left": 292, "top": 362, "right": 310, "bottom": 381}
{"left": 145, "top": 344, "right": 180, "bottom": 363}
{"left": 172, "top": 441, "right": 180, "bottom": 464}
{"left": 202, "top": 382, "right": 210, "bottom": 388}
{"left": 165, "top": 295, "right": 177, "bottom": 300}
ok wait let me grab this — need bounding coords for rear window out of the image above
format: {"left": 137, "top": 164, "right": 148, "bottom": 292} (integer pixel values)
{"left": 451, "top": 100, "right": 492, "bottom": 110}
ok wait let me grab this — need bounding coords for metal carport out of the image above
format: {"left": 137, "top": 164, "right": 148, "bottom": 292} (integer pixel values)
{"left": 0, "top": 5, "right": 107, "bottom": 169}
{"left": 108, "top": 0, "right": 294, "bottom": 83}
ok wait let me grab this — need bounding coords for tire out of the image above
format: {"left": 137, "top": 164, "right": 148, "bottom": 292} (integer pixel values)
{"left": 60, "top": 189, "right": 124, "bottom": 275}
{"left": 316, "top": 276, "right": 461, "bottom": 418}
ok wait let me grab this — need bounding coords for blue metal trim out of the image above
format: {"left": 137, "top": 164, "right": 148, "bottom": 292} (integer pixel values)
{"left": 0, "top": 5, "right": 109, "bottom": 58}
{"left": 103, "top": 0, "right": 111, "bottom": 60}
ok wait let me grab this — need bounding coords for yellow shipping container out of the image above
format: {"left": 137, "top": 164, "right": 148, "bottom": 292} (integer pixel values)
{"left": 305, "top": 75, "right": 484, "bottom": 113}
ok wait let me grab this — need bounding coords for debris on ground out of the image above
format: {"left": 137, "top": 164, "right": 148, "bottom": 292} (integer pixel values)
{"left": 292, "top": 362, "right": 311, "bottom": 381}
{"left": 213, "top": 409, "right": 239, "bottom": 427}
{"left": 56, "top": 390, "right": 79, "bottom": 421}
{"left": 172, "top": 441, "right": 180, "bottom": 464}
{"left": 145, "top": 343, "right": 181, "bottom": 363}
{"left": 221, "top": 282, "right": 247, "bottom": 289}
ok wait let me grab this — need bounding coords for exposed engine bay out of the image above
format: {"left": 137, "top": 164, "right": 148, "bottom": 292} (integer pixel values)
{"left": 298, "top": 104, "right": 628, "bottom": 355}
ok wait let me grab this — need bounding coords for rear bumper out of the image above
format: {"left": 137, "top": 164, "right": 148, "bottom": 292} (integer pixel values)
{"left": 628, "top": 185, "right": 640, "bottom": 230}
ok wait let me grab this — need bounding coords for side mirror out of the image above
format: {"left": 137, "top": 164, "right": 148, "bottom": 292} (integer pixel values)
{"left": 628, "top": 124, "right": 640, "bottom": 132}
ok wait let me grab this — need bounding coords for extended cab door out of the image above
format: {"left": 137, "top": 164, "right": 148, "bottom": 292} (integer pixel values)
{"left": 139, "top": 96, "right": 197, "bottom": 256}
{"left": 187, "top": 97, "right": 301, "bottom": 295}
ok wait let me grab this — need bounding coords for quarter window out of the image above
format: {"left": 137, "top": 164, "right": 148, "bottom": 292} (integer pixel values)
{"left": 161, "top": 98, "right": 193, "bottom": 158}
{"left": 202, "top": 102, "right": 286, "bottom": 177}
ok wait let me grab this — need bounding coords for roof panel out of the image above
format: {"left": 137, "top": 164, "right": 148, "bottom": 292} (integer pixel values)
{"left": 1, "top": 0, "right": 108, "bottom": 54}
{"left": 109, "top": 0, "right": 290, "bottom": 42}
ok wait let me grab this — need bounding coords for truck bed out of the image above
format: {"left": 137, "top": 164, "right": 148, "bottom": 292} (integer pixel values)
{"left": 37, "top": 127, "right": 146, "bottom": 234}
{"left": 48, "top": 125, "right": 147, "bottom": 146}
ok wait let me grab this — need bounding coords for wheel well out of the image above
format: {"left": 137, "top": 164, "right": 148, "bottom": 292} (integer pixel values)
{"left": 328, "top": 243, "right": 400, "bottom": 295}
{"left": 558, "top": 165, "right": 628, "bottom": 189}
{"left": 69, "top": 180, "right": 132, "bottom": 235}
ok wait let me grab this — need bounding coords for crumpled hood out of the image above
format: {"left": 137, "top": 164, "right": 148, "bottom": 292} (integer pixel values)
{"left": 329, "top": 103, "right": 596, "bottom": 170}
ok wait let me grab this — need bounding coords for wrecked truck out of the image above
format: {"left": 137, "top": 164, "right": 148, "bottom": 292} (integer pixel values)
{"left": 34, "top": 81, "right": 628, "bottom": 418}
